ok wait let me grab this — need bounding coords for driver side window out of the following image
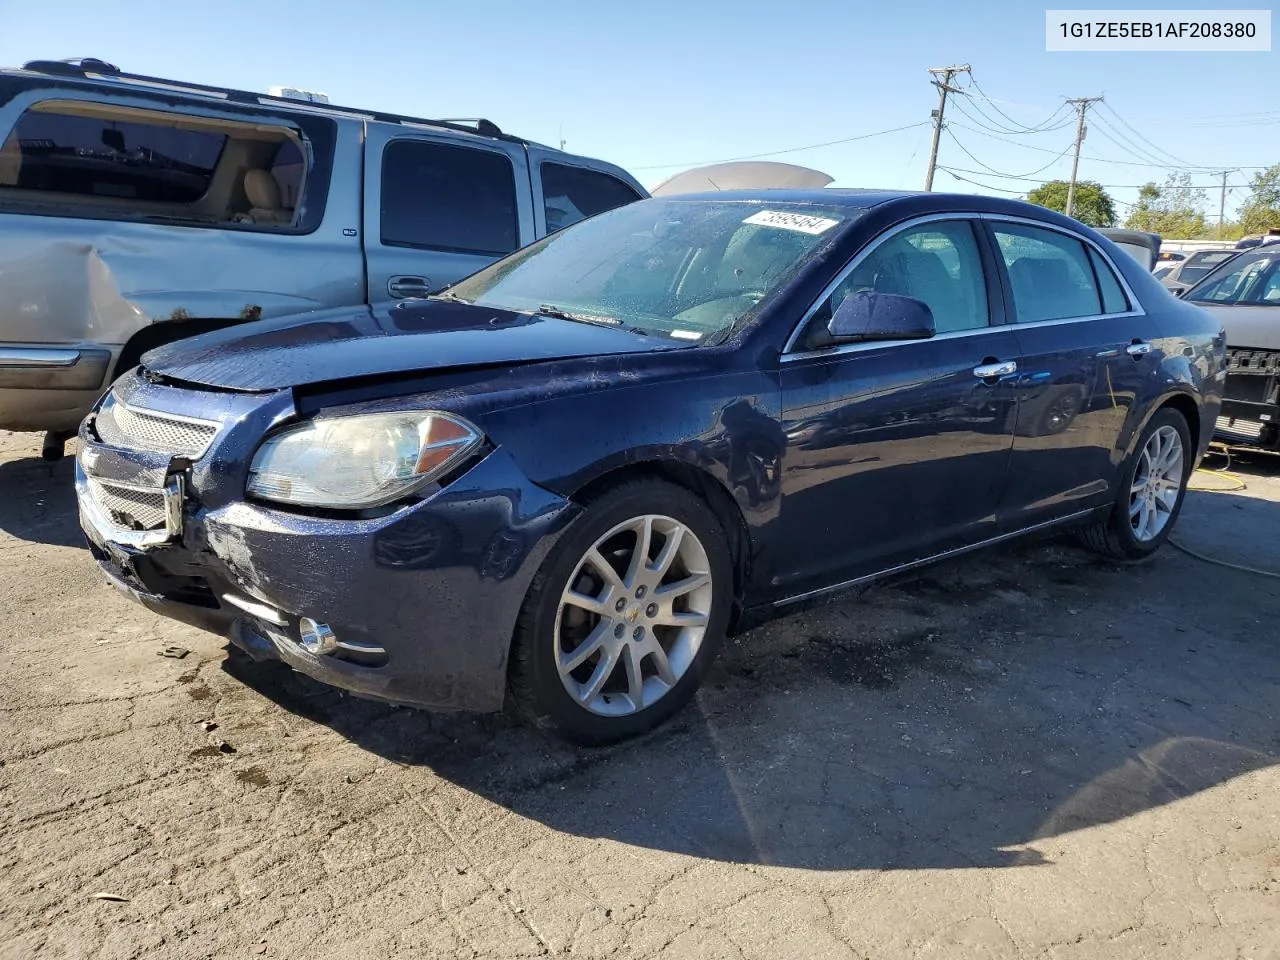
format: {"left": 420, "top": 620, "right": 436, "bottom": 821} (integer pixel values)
{"left": 825, "top": 220, "right": 990, "bottom": 335}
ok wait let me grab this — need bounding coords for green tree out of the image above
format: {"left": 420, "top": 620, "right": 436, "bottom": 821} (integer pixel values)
{"left": 1027, "top": 179, "right": 1116, "bottom": 227}
{"left": 1239, "top": 164, "right": 1280, "bottom": 235}
{"left": 1124, "top": 173, "right": 1209, "bottom": 238}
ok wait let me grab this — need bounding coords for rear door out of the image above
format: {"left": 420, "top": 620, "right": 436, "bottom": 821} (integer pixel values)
{"left": 984, "top": 218, "right": 1161, "bottom": 529}
{"left": 363, "top": 127, "right": 534, "bottom": 301}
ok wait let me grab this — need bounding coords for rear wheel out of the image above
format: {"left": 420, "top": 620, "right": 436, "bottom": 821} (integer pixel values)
{"left": 1079, "top": 407, "right": 1192, "bottom": 560}
{"left": 508, "top": 479, "right": 733, "bottom": 744}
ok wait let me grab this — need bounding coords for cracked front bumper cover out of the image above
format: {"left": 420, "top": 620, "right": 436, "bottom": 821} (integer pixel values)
{"left": 78, "top": 447, "right": 582, "bottom": 713}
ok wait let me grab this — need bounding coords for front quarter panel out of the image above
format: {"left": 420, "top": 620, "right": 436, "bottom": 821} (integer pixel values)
{"left": 447, "top": 357, "right": 783, "bottom": 594}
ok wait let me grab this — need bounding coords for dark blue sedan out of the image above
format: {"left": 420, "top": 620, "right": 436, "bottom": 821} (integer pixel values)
{"left": 74, "top": 190, "right": 1226, "bottom": 742}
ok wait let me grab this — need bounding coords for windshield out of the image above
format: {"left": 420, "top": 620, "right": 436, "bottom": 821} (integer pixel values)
{"left": 445, "top": 198, "right": 854, "bottom": 342}
{"left": 1178, "top": 250, "right": 1240, "bottom": 285}
{"left": 1187, "top": 249, "right": 1280, "bottom": 305}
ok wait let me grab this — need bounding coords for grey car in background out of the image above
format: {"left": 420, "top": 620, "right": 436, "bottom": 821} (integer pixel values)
{"left": 1184, "top": 246, "right": 1280, "bottom": 446}
{"left": 0, "top": 58, "right": 646, "bottom": 451}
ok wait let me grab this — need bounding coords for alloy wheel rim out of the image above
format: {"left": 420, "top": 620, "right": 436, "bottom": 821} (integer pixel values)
{"left": 1129, "top": 425, "right": 1184, "bottom": 542}
{"left": 554, "top": 514, "right": 713, "bottom": 717}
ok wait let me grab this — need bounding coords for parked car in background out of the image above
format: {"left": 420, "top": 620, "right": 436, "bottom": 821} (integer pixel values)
{"left": 1097, "top": 227, "right": 1160, "bottom": 270}
{"left": 1159, "top": 247, "right": 1241, "bottom": 296}
{"left": 74, "top": 190, "right": 1224, "bottom": 742}
{"left": 1184, "top": 245, "right": 1280, "bottom": 447}
{"left": 1234, "top": 230, "right": 1280, "bottom": 250}
{"left": 0, "top": 58, "right": 646, "bottom": 453}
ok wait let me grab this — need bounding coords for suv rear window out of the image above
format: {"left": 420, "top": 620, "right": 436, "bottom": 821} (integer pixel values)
{"left": 2, "top": 108, "right": 225, "bottom": 202}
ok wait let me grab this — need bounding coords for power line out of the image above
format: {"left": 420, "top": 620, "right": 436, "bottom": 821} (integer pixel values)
{"left": 1097, "top": 101, "right": 1202, "bottom": 169}
{"left": 939, "top": 166, "right": 1142, "bottom": 208}
{"left": 943, "top": 127, "right": 1074, "bottom": 179}
{"left": 1085, "top": 115, "right": 1199, "bottom": 170}
{"left": 629, "top": 120, "right": 932, "bottom": 171}
{"left": 949, "top": 96, "right": 1072, "bottom": 137}
{"left": 948, "top": 121, "right": 1272, "bottom": 170}
{"left": 966, "top": 74, "right": 1073, "bottom": 133}
{"left": 935, "top": 165, "right": 1252, "bottom": 190}
{"left": 936, "top": 167, "right": 1026, "bottom": 194}
{"left": 942, "top": 165, "right": 1249, "bottom": 189}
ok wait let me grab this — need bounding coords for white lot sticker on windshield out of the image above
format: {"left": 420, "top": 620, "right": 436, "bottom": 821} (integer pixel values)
{"left": 742, "top": 210, "right": 840, "bottom": 235}
{"left": 670, "top": 329, "right": 703, "bottom": 340}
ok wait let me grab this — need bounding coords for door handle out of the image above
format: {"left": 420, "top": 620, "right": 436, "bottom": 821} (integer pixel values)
{"left": 1126, "top": 341, "right": 1153, "bottom": 358}
{"left": 973, "top": 360, "right": 1017, "bottom": 380}
{"left": 387, "top": 276, "right": 432, "bottom": 299}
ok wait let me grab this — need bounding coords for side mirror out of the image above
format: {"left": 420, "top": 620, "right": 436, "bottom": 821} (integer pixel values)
{"left": 827, "top": 290, "right": 935, "bottom": 343}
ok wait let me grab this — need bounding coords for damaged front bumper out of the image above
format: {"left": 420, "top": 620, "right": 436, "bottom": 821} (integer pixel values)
{"left": 75, "top": 373, "right": 580, "bottom": 713}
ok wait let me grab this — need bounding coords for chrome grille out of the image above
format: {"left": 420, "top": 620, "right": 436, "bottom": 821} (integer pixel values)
{"left": 1227, "top": 348, "right": 1280, "bottom": 374}
{"left": 95, "top": 398, "right": 219, "bottom": 459}
{"left": 88, "top": 478, "right": 167, "bottom": 531}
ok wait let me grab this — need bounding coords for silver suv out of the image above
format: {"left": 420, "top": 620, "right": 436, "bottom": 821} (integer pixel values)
{"left": 0, "top": 58, "right": 646, "bottom": 454}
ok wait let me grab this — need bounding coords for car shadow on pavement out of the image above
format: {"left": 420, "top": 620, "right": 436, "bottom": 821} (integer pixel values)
{"left": 222, "top": 470, "right": 1280, "bottom": 870}
{"left": 0, "top": 452, "right": 84, "bottom": 549}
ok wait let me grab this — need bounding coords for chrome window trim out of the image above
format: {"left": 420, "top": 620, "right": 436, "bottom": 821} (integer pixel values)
{"left": 780, "top": 211, "right": 1146, "bottom": 361}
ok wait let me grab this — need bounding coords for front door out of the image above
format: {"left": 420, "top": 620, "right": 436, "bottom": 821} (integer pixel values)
{"left": 772, "top": 218, "right": 1020, "bottom": 600}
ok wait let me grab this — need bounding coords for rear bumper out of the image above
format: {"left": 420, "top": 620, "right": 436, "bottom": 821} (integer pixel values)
{"left": 78, "top": 447, "right": 581, "bottom": 712}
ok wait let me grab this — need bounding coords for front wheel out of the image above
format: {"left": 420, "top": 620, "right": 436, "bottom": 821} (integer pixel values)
{"left": 1079, "top": 407, "right": 1192, "bottom": 560}
{"left": 508, "top": 479, "right": 733, "bottom": 744}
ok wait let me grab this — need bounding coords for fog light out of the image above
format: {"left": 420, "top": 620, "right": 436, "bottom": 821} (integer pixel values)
{"left": 298, "top": 617, "right": 338, "bottom": 655}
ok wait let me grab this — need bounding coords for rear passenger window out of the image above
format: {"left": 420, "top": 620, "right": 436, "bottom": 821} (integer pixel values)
{"left": 1088, "top": 247, "right": 1129, "bottom": 313}
{"left": 830, "top": 220, "right": 990, "bottom": 334}
{"left": 0, "top": 100, "right": 325, "bottom": 232}
{"left": 0, "top": 106, "right": 224, "bottom": 202}
{"left": 540, "top": 162, "right": 641, "bottom": 233}
{"left": 381, "top": 140, "right": 518, "bottom": 255}
{"left": 993, "top": 224, "right": 1103, "bottom": 322}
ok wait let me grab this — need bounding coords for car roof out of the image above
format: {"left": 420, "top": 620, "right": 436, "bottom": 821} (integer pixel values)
{"left": 656, "top": 189, "right": 1094, "bottom": 228}
{"left": 661, "top": 188, "right": 920, "bottom": 207}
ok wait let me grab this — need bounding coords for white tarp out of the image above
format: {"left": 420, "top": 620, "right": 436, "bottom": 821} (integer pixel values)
{"left": 650, "top": 161, "right": 834, "bottom": 196}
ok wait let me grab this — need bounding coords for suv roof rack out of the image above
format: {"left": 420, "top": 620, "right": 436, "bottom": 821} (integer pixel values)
{"left": 19, "top": 58, "right": 522, "bottom": 144}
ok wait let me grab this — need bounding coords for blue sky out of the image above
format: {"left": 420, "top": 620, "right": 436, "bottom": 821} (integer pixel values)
{"left": 3, "top": 0, "right": 1275, "bottom": 218}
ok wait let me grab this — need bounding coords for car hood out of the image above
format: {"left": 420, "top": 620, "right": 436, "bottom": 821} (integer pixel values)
{"left": 1197, "top": 303, "right": 1280, "bottom": 351}
{"left": 140, "top": 300, "right": 688, "bottom": 391}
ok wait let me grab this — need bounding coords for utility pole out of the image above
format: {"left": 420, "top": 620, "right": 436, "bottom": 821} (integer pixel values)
{"left": 1064, "top": 96, "right": 1104, "bottom": 219}
{"left": 923, "top": 64, "right": 970, "bottom": 191}
{"left": 1215, "top": 170, "right": 1236, "bottom": 238}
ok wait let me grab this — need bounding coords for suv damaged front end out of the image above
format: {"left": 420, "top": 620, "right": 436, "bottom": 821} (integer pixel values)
{"left": 74, "top": 369, "right": 580, "bottom": 712}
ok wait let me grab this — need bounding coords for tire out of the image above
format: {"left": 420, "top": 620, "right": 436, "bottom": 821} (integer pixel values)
{"left": 508, "top": 478, "right": 734, "bottom": 744}
{"left": 1079, "top": 407, "right": 1193, "bottom": 560}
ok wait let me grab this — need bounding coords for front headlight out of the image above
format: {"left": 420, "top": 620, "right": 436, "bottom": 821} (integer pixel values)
{"left": 247, "top": 411, "right": 483, "bottom": 509}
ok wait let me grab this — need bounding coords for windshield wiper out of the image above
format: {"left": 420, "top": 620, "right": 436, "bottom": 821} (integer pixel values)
{"left": 429, "top": 290, "right": 469, "bottom": 303}
{"left": 537, "top": 304, "right": 623, "bottom": 327}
